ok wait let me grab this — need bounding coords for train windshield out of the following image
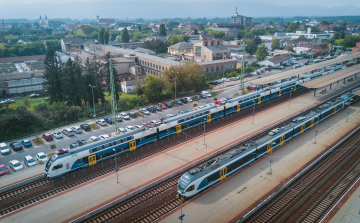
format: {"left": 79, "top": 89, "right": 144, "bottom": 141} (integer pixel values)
{"left": 45, "top": 155, "right": 57, "bottom": 171}
{"left": 178, "top": 179, "right": 187, "bottom": 191}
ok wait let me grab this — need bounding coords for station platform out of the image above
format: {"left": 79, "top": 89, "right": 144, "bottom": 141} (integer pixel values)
{"left": 0, "top": 164, "right": 43, "bottom": 189}
{"left": 0, "top": 81, "right": 358, "bottom": 223}
{"left": 160, "top": 103, "right": 360, "bottom": 223}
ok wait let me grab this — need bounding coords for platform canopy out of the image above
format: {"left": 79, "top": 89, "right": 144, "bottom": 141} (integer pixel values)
{"left": 251, "top": 52, "right": 360, "bottom": 86}
{"left": 300, "top": 64, "right": 360, "bottom": 89}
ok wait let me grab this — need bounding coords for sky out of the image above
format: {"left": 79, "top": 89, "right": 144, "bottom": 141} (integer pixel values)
{"left": 1, "top": 0, "right": 360, "bottom": 7}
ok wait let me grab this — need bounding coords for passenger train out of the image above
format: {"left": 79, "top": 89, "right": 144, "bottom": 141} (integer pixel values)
{"left": 177, "top": 90, "right": 358, "bottom": 198}
{"left": 44, "top": 65, "right": 347, "bottom": 179}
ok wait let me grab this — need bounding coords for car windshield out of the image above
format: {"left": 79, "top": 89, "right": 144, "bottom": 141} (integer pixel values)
{"left": 14, "top": 142, "right": 20, "bottom": 146}
{"left": 128, "top": 126, "right": 135, "bottom": 130}
{"left": 39, "top": 155, "right": 46, "bottom": 159}
{"left": 24, "top": 140, "right": 29, "bottom": 143}
{"left": 29, "top": 159, "right": 35, "bottom": 163}
{"left": 0, "top": 166, "right": 7, "bottom": 171}
{"left": 13, "top": 162, "right": 21, "bottom": 167}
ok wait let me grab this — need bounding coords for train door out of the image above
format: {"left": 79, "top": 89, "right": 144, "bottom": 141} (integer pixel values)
{"left": 220, "top": 167, "right": 227, "bottom": 181}
{"left": 310, "top": 119, "right": 314, "bottom": 128}
{"left": 207, "top": 114, "right": 212, "bottom": 122}
{"left": 267, "top": 142, "right": 272, "bottom": 153}
{"left": 279, "top": 90, "right": 282, "bottom": 97}
{"left": 129, "top": 141, "right": 136, "bottom": 151}
{"left": 280, "top": 135, "right": 285, "bottom": 146}
{"left": 258, "top": 97, "right": 262, "bottom": 104}
{"left": 176, "top": 124, "right": 182, "bottom": 134}
{"left": 88, "top": 154, "right": 96, "bottom": 166}
{"left": 294, "top": 85, "right": 297, "bottom": 91}
{"left": 237, "top": 104, "right": 240, "bottom": 112}
{"left": 333, "top": 106, "right": 337, "bottom": 114}
{"left": 301, "top": 124, "right": 305, "bottom": 134}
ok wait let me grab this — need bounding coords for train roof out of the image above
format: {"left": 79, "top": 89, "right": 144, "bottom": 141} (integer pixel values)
{"left": 225, "top": 91, "right": 262, "bottom": 104}
{"left": 161, "top": 104, "right": 215, "bottom": 124}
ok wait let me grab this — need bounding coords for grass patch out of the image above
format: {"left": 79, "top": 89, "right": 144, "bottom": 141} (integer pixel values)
{"left": 31, "top": 138, "right": 45, "bottom": 145}
{"left": 211, "top": 92, "right": 218, "bottom": 97}
{"left": 237, "top": 187, "right": 247, "bottom": 194}
{"left": 89, "top": 123, "right": 100, "bottom": 130}
{"left": 5, "top": 97, "right": 49, "bottom": 111}
{"left": 136, "top": 112, "right": 144, "bottom": 118}
{"left": 48, "top": 152, "right": 57, "bottom": 157}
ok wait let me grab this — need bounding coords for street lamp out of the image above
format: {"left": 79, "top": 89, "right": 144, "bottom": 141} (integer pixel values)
{"left": 172, "top": 71, "right": 179, "bottom": 102}
{"left": 289, "top": 88, "right": 293, "bottom": 108}
{"left": 113, "top": 148, "right": 119, "bottom": 183}
{"left": 252, "top": 99, "right": 256, "bottom": 124}
{"left": 203, "top": 118, "right": 206, "bottom": 145}
{"left": 89, "top": 84, "right": 96, "bottom": 125}
{"left": 178, "top": 192, "right": 185, "bottom": 222}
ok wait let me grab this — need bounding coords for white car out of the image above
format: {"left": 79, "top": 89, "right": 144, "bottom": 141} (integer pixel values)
{"left": 70, "top": 126, "right": 82, "bottom": 134}
{"left": 35, "top": 152, "right": 48, "bottom": 163}
{"left": 126, "top": 126, "right": 136, "bottom": 131}
{"left": 184, "top": 97, "right": 193, "bottom": 102}
{"left": 24, "top": 155, "right": 37, "bottom": 167}
{"left": 96, "top": 119, "right": 107, "bottom": 126}
{"left": 99, "top": 134, "right": 110, "bottom": 140}
{"left": 52, "top": 131, "right": 63, "bottom": 139}
{"left": 117, "top": 128, "right": 127, "bottom": 133}
{"left": 134, "top": 125, "right": 143, "bottom": 129}
{"left": 9, "top": 160, "right": 23, "bottom": 171}
{"left": 148, "top": 120, "right": 160, "bottom": 126}
{"left": 89, "top": 136, "right": 99, "bottom": 142}
{"left": 0, "top": 99, "right": 15, "bottom": 104}
{"left": 119, "top": 112, "right": 130, "bottom": 120}
{"left": 62, "top": 128, "right": 75, "bottom": 137}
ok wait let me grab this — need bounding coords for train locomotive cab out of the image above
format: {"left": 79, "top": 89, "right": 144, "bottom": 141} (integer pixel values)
{"left": 177, "top": 172, "right": 197, "bottom": 198}
{"left": 44, "top": 154, "right": 65, "bottom": 179}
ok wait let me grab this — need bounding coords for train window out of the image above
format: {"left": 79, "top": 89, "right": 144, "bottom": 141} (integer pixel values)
{"left": 185, "top": 185, "right": 195, "bottom": 192}
{"left": 52, "top": 164, "right": 63, "bottom": 170}
{"left": 116, "top": 140, "right": 121, "bottom": 144}
{"left": 77, "top": 159, "right": 81, "bottom": 163}
{"left": 113, "top": 141, "right": 116, "bottom": 145}
{"left": 97, "top": 146, "right": 102, "bottom": 151}
{"left": 127, "top": 136, "right": 132, "bottom": 141}
{"left": 82, "top": 157, "right": 88, "bottom": 162}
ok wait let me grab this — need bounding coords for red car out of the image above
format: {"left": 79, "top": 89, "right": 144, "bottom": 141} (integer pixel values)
{"left": 158, "top": 103, "right": 167, "bottom": 109}
{"left": 0, "top": 163, "right": 9, "bottom": 176}
{"left": 58, "top": 147, "right": 69, "bottom": 154}
{"left": 42, "top": 133, "right": 53, "bottom": 141}
{"left": 214, "top": 100, "right": 224, "bottom": 106}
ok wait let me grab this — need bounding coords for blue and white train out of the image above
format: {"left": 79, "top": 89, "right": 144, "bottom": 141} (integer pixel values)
{"left": 177, "top": 91, "right": 358, "bottom": 198}
{"left": 44, "top": 65, "right": 347, "bottom": 179}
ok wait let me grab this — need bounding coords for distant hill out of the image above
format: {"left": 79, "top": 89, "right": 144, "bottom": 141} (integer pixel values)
{"left": 1, "top": 1, "right": 359, "bottom": 19}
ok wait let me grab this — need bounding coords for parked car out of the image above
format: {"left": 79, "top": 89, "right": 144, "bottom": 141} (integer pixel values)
{"left": 58, "top": 147, "right": 69, "bottom": 154}
{"left": 70, "top": 126, "right": 82, "bottom": 134}
{"left": 293, "top": 116, "right": 306, "bottom": 123}
{"left": 0, "top": 99, "right": 15, "bottom": 104}
{"left": 173, "top": 100, "right": 183, "bottom": 105}
{"left": 9, "top": 160, "right": 23, "bottom": 171}
{"left": 24, "top": 155, "right": 37, "bottom": 167}
{"left": 104, "top": 117, "right": 114, "bottom": 125}
{"left": 134, "top": 125, "right": 144, "bottom": 129}
{"left": 274, "top": 66, "right": 284, "bottom": 69}
{"left": 184, "top": 97, "right": 192, "bottom": 102}
{"left": 115, "top": 115, "right": 123, "bottom": 122}
{"left": 214, "top": 100, "right": 224, "bottom": 106}
{"left": 21, "top": 139, "right": 32, "bottom": 148}
{"left": 229, "top": 77, "right": 236, "bottom": 81}
{"left": 9, "top": 141, "right": 22, "bottom": 151}
{"left": 89, "top": 136, "right": 99, "bottom": 142}
{"left": 99, "top": 134, "right": 110, "bottom": 140}
{"left": 158, "top": 103, "right": 168, "bottom": 109}
{"left": 52, "top": 131, "right": 63, "bottom": 139}
{"left": 0, "top": 142, "right": 10, "bottom": 155}
{"left": 199, "top": 93, "right": 207, "bottom": 99}
{"left": 147, "top": 107, "right": 156, "bottom": 113}
{"left": 0, "top": 163, "right": 9, "bottom": 176}
{"left": 36, "top": 152, "right": 48, "bottom": 163}
{"left": 69, "top": 142, "right": 79, "bottom": 149}
{"left": 185, "top": 109, "right": 193, "bottom": 113}
{"left": 139, "top": 108, "right": 150, "bottom": 115}
{"left": 42, "top": 133, "right": 53, "bottom": 141}
{"left": 165, "top": 102, "right": 172, "bottom": 108}
{"left": 128, "top": 112, "right": 137, "bottom": 118}
{"left": 126, "top": 126, "right": 136, "bottom": 131}
{"left": 179, "top": 98, "right": 188, "bottom": 104}
{"left": 119, "top": 112, "right": 130, "bottom": 120}
{"left": 148, "top": 120, "right": 161, "bottom": 126}
{"left": 153, "top": 105, "right": 162, "bottom": 111}
{"left": 96, "top": 119, "right": 107, "bottom": 126}
{"left": 192, "top": 95, "right": 201, "bottom": 100}
{"left": 77, "top": 139, "right": 87, "bottom": 146}
{"left": 117, "top": 128, "right": 127, "bottom": 133}
{"left": 80, "top": 124, "right": 91, "bottom": 131}
{"left": 195, "top": 106, "right": 204, "bottom": 110}
{"left": 62, "top": 128, "right": 75, "bottom": 137}
{"left": 167, "top": 114, "right": 176, "bottom": 118}
{"left": 293, "top": 64, "right": 302, "bottom": 69}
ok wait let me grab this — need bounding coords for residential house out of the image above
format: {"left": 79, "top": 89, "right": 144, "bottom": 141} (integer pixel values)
{"left": 17, "top": 39, "right": 32, "bottom": 44}
{"left": 258, "top": 55, "right": 291, "bottom": 67}
{"left": 286, "top": 28, "right": 333, "bottom": 40}
{"left": 167, "top": 42, "right": 193, "bottom": 55}
{"left": 208, "top": 27, "right": 240, "bottom": 38}
{"left": 61, "top": 38, "right": 85, "bottom": 53}
{"left": 6, "top": 30, "right": 47, "bottom": 37}
{"left": 295, "top": 42, "right": 331, "bottom": 55}
{"left": 351, "top": 42, "right": 360, "bottom": 54}
{"left": 84, "top": 42, "right": 96, "bottom": 51}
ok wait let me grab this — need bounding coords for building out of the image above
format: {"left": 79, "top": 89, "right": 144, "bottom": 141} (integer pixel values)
{"left": 193, "top": 38, "right": 231, "bottom": 62}
{"left": 351, "top": 42, "right": 360, "bottom": 54}
{"left": 231, "top": 7, "right": 251, "bottom": 27}
{"left": 16, "top": 39, "right": 32, "bottom": 44}
{"left": 286, "top": 28, "right": 333, "bottom": 40}
{"left": 306, "top": 19, "right": 319, "bottom": 27}
{"left": 39, "top": 14, "right": 49, "bottom": 29}
{"left": 5, "top": 30, "right": 47, "bottom": 37}
{"left": 96, "top": 16, "right": 115, "bottom": 27}
{"left": 61, "top": 38, "right": 85, "bottom": 53}
{"left": 258, "top": 55, "right": 291, "bottom": 67}
{"left": 295, "top": 42, "right": 331, "bottom": 55}
{"left": 134, "top": 47, "right": 156, "bottom": 55}
{"left": 167, "top": 42, "right": 193, "bottom": 55}
{"left": 208, "top": 27, "right": 240, "bottom": 38}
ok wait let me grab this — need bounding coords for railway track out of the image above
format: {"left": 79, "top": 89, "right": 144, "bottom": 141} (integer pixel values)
{"left": 296, "top": 160, "right": 360, "bottom": 223}
{"left": 0, "top": 88, "right": 311, "bottom": 217}
{"left": 241, "top": 127, "right": 360, "bottom": 223}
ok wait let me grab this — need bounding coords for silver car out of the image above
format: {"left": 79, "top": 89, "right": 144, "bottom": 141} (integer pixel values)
{"left": 9, "top": 160, "right": 23, "bottom": 171}
{"left": 24, "top": 155, "right": 37, "bottom": 167}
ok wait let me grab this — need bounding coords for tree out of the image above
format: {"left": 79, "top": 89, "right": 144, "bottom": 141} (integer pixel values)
{"left": 320, "top": 20, "right": 329, "bottom": 26}
{"left": 194, "top": 29, "right": 198, "bottom": 35}
{"left": 98, "top": 28, "right": 105, "bottom": 44}
{"left": 298, "top": 35, "right": 305, "bottom": 38}
{"left": 135, "top": 81, "right": 145, "bottom": 98}
{"left": 121, "top": 28, "right": 130, "bottom": 43}
{"left": 104, "top": 29, "right": 109, "bottom": 44}
{"left": 254, "top": 36, "right": 261, "bottom": 45}
{"left": 255, "top": 44, "right": 268, "bottom": 61}
{"left": 50, "top": 144, "right": 56, "bottom": 153}
{"left": 83, "top": 55, "right": 105, "bottom": 106}
{"left": 22, "top": 23, "right": 32, "bottom": 30}
{"left": 246, "top": 40, "right": 257, "bottom": 55}
{"left": 198, "top": 24, "right": 205, "bottom": 31}
{"left": 238, "top": 30, "right": 246, "bottom": 39}
{"left": 154, "top": 39, "right": 167, "bottom": 54}
{"left": 43, "top": 49, "right": 64, "bottom": 103}
{"left": 271, "top": 38, "right": 280, "bottom": 50}
{"left": 268, "top": 21, "right": 274, "bottom": 25}
{"left": 46, "top": 40, "right": 61, "bottom": 51}
{"left": 244, "top": 27, "right": 250, "bottom": 32}
{"left": 286, "top": 22, "right": 299, "bottom": 32}
{"left": 158, "top": 24, "right": 167, "bottom": 36}
{"left": 80, "top": 24, "right": 97, "bottom": 35}
{"left": 62, "top": 57, "right": 83, "bottom": 106}
{"left": 102, "top": 53, "right": 121, "bottom": 101}
{"left": 143, "top": 74, "right": 166, "bottom": 102}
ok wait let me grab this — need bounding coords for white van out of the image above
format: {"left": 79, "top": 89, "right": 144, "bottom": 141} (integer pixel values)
{"left": 0, "top": 142, "right": 10, "bottom": 155}
{"left": 202, "top": 91, "right": 212, "bottom": 97}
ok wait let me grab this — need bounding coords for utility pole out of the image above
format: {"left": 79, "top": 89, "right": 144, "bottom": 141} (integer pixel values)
{"left": 310, "top": 37, "right": 315, "bottom": 65}
{"left": 222, "top": 64, "right": 225, "bottom": 88}
{"left": 335, "top": 33, "right": 341, "bottom": 57}
{"left": 239, "top": 41, "right": 246, "bottom": 94}
{"left": 172, "top": 71, "right": 179, "bottom": 102}
{"left": 89, "top": 84, "right": 96, "bottom": 125}
{"left": 109, "top": 59, "right": 118, "bottom": 133}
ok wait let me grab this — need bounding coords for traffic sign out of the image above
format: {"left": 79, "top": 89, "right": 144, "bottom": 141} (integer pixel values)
{"left": 269, "top": 159, "right": 273, "bottom": 164}
{"left": 115, "top": 168, "right": 119, "bottom": 172}
{"left": 203, "top": 132, "right": 205, "bottom": 136}
{"left": 179, "top": 214, "right": 185, "bottom": 220}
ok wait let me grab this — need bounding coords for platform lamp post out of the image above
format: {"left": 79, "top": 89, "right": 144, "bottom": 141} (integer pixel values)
{"left": 252, "top": 99, "right": 256, "bottom": 124}
{"left": 172, "top": 71, "right": 179, "bottom": 102}
{"left": 177, "top": 192, "right": 185, "bottom": 222}
{"left": 289, "top": 87, "right": 293, "bottom": 108}
{"left": 89, "top": 84, "right": 96, "bottom": 125}
{"left": 203, "top": 118, "right": 206, "bottom": 145}
{"left": 113, "top": 148, "right": 119, "bottom": 183}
